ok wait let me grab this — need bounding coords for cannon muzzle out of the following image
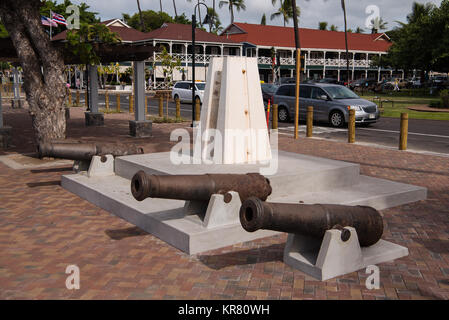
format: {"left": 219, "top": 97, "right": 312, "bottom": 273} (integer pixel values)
{"left": 239, "top": 198, "right": 383, "bottom": 247}
{"left": 131, "top": 172, "right": 272, "bottom": 202}
{"left": 38, "top": 141, "right": 144, "bottom": 161}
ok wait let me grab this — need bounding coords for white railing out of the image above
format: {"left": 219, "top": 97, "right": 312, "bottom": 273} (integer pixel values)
{"left": 280, "top": 57, "right": 295, "bottom": 65}
{"left": 258, "top": 57, "right": 273, "bottom": 64}
{"left": 151, "top": 53, "right": 373, "bottom": 68}
{"left": 153, "top": 82, "right": 172, "bottom": 90}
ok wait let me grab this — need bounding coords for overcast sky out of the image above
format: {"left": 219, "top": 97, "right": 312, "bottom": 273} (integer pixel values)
{"left": 64, "top": 0, "right": 443, "bottom": 31}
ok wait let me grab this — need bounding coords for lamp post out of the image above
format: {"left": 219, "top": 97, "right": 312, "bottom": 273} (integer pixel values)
{"left": 191, "top": 1, "right": 213, "bottom": 127}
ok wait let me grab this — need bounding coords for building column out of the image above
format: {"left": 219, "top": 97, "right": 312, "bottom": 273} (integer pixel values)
{"left": 85, "top": 64, "right": 103, "bottom": 126}
{"left": 323, "top": 51, "right": 327, "bottom": 78}
{"left": 221, "top": 44, "right": 224, "bottom": 56}
{"left": 337, "top": 52, "right": 341, "bottom": 81}
{"left": 378, "top": 54, "right": 382, "bottom": 82}
{"left": 303, "top": 51, "right": 307, "bottom": 75}
{"left": 169, "top": 42, "right": 173, "bottom": 55}
{"left": 352, "top": 53, "right": 355, "bottom": 80}
{"left": 11, "top": 67, "right": 22, "bottom": 109}
{"left": 129, "top": 60, "right": 152, "bottom": 138}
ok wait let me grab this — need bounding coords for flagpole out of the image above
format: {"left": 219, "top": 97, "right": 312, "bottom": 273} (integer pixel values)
{"left": 50, "top": 10, "right": 52, "bottom": 40}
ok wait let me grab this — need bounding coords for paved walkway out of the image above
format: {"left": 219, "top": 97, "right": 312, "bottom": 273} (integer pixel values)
{"left": 0, "top": 104, "right": 448, "bottom": 300}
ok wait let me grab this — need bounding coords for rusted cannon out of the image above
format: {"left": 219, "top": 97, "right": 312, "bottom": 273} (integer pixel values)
{"left": 38, "top": 141, "right": 145, "bottom": 161}
{"left": 239, "top": 198, "right": 383, "bottom": 247}
{"left": 131, "top": 172, "right": 272, "bottom": 202}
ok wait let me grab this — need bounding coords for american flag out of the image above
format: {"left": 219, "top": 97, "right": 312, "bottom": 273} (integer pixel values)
{"left": 41, "top": 16, "right": 57, "bottom": 27}
{"left": 51, "top": 11, "right": 67, "bottom": 26}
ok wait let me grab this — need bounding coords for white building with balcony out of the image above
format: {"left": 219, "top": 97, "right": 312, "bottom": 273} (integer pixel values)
{"left": 221, "top": 22, "right": 398, "bottom": 83}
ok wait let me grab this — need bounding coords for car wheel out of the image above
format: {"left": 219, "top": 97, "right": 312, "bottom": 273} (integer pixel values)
{"left": 329, "top": 111, "right": 345, "bottom": 128}
{"left": 278, "top": 106, "right": 290, "bottom": 122}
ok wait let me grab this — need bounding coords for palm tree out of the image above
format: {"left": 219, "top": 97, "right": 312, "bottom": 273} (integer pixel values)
{"left": 136, "top": 0, "right": 145, "bottom": 31}
{"left": 341, "top": 0, "right": 350, "bottom": 84}
{"left": 219, "top": 0, "right": 246, "bottom": 24}
{"left": 355, "top": 26, "right": 364, "bottom": 33}
{"left": 370, "top": 17, "right": 388, "bottom": 33}
{"left": 407, "top": 2, "right": 435, "bottom": 24}
{"left": 318, "top": 21, "right": 328, "bottom": 30}
{"left": 261, "top": 13, "right": 267, "bottom": 25}
{"left": 329, "top": 24, "right": 338, "bottom": 31}
{"left": 207, "top": 7, "right": 222, "bottom": 33}
{"left": 172, "top": 0, "right": 178, "bottom": 18}
{"left": 159, "top": 0, "right": 163, "bottom": 13}
{"left": 270, "top": 0, "right": 299, "bottom": 27}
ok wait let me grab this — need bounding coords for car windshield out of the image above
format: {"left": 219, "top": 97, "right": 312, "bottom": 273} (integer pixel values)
{"left": 261, "top": 83, "right": 278, "bottom": 94}
{"left": 324, "top": 86, "right": 360, "bottom": 99}
{"left": 196, "top": 83, "right": 205, "bottom": 90}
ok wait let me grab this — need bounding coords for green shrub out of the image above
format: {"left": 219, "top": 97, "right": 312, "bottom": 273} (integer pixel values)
{"left": 440, "top": 89, "right": 449, "bottom": 108}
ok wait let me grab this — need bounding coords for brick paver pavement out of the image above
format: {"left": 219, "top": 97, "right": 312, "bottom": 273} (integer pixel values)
{"left": 0, "top": 104, "right": 448, "bottom": 300}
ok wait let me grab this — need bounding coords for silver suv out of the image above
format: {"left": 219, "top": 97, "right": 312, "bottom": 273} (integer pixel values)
{"left": 272, "top": 83, "right": 380, "bottom": 127}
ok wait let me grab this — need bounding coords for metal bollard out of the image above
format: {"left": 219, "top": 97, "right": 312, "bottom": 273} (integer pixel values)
{"left": 195, "top": 97, "right": 200, "bottom": 122}
{"left": 105, "top": 91, "right": 109, "bottom": 111}
{"left": 159, "top": 95, "right": 163, "bottom": 117}
{"left": 76, "top": 90, "right": 80, "bottom": 106}
{"left": 399, "top": 113, "right": 408, "bottom": 150}
{"left": 348, "top": 109, "right": 355, "bottom": 144}
{"left": 129, "top": 94, "right": 134, "bottom": 113}
{"left": 176, "top": 98, "right": 181, "bottom": 120}
{"left": 272, "top": 104, "right": 278, "bottom": 130}
{"left": 306, "top": 106, "right": 313, "bottom": 138}
{"left": 116, "top": 94, "right": 121, "bottom": 112}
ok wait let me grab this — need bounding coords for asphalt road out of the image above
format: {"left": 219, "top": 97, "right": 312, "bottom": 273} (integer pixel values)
{"left": 72, "top": 92, "right": 449, "bottom": 155}
{"left": 277, "top": 117, "right": 449, "bottom": 155}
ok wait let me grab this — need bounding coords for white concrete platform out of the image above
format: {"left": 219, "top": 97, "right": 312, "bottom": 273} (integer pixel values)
{"left": 61, "top": 151, "right": 427, "bottom": 255}
{"left": 284, "top": 227, "right": 409, "bottom": 281}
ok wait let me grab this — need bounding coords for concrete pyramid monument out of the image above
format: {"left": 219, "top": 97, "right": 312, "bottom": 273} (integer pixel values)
{"left": 200, "top": 56, "right": 272, "bottom": 164}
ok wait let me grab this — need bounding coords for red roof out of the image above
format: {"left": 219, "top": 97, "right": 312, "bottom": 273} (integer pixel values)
{"left": 143, "top": 23, "right": 238, "bottom": 44}
{"left": 222, "top": 23, "right": 392, "bottom": 52}
{"left": 52, "top": 22, "right": 149, "bottom": 42}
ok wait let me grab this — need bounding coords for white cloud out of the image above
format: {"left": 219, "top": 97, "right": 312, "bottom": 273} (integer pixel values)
{"left": 66, "top": 0, "right": 444, "bottom": 31}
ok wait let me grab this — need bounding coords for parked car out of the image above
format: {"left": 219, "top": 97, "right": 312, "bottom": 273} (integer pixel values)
{"left": 171, "top": 81, "right": 206, "bottom": 104}
{"left": 272, "top": 83, "right": 380, "bottom": 127}
{"left": 349, "top": 78, "right": 378, "bottom": 90}
{"left": 261, "top": 83, "right": 279, "bottom": 105}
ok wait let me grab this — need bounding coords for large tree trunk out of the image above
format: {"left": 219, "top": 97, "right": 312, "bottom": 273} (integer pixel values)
{"left": 0, "top": 0, "right": 66, "bottom": 144}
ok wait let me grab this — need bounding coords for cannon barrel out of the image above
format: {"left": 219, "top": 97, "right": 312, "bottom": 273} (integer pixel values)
{"left": 38, "top": 141, "right": 144, "bottom": 161}
{"left": 239, "top": 198, "right": 383, "bottom": 247}
{"left": 131, "top": 172, "right": 272, "bottom": 202}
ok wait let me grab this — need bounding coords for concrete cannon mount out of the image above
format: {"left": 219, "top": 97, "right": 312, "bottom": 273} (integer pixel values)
{"left": 61, "top": 151, "right": 427, "bottom": 255}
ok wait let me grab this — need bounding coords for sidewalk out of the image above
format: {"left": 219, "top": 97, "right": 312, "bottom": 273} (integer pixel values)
{"left": 0, "top": 103, "right": 448, "bottom": 300}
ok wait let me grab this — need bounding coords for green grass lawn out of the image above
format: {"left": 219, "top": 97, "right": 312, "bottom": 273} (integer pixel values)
{"left": 358, "top": 92, "right": 449, "bottom": 121}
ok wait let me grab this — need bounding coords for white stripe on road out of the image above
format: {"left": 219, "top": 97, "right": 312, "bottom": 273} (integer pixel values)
{"left": 358, "top": 127, "right": 449, "bottom": 139}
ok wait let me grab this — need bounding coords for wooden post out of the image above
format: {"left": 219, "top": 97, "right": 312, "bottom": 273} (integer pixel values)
{"left": 129, "top": 94, "right": 134, "bottom": 113}
{"left": 272, "top": 104, "right": 278, "bottom": 130}
{"left": 348, "top": 109, "right": 355, "bottom": 143}
{"left": 195, "top": 97, "right": 200, "bottom": 122}
{"left": 144, "top": 94, "right": 148, "bottom": 116}
{"left": 399, "top": 113, "right": 408, "bottom": 150}
{"left": 67, "top": 89, "right": 72, "bottom": 106}
{"left": 76, "top": 90, "right": 80, "bottom": 106}
{"left": 105, "top": 91, "right": 109, "bottom": 111}
{"left": 166, "top": 93, "right": 169, "bottom": 119}
{"left": 116, "top": 94, "right": 121, "bottom": 112}
{"left": 159, "top": 95, "right": 163, "bottom": 117}
{"left": 306, "top": 106, "right": 313, "bottom": 138}
{"left": 84, "top": 90, "right": 88, "bottom": 107}
{"left": 176, "top": 97, "right": 181, "bottom": 120}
